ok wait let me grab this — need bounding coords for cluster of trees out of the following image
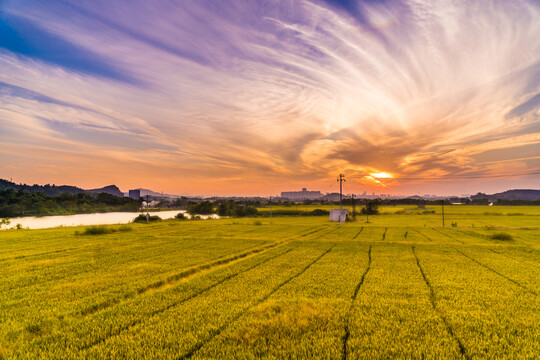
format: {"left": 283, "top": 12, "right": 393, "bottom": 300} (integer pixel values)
{"left": 216, "top": 201, "right": 258, "bottom": 217}
{"left": 0, "top": 189, "right": 141, "bottom": 217}
{"left": 186, "top": 200, "right": 258, "bottom": 217}
{"left": 186, "top": 201, "right": 214, "bottom": 215}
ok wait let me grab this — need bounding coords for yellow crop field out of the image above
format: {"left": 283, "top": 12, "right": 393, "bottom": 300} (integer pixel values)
{"left": 1, "top": 210, "right": 539, "bottom": 359}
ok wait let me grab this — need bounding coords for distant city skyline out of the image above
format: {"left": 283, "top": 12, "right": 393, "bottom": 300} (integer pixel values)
{"left": 1, "top": 0, "right": 539, "bottom": 196}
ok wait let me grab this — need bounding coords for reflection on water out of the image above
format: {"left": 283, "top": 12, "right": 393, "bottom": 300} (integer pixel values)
{"left": 0, "top": 210, "right": 218, "bottom": 230}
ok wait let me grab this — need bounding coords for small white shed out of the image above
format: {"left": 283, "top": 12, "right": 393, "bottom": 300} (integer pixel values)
{"left": 330, "top": 209, "right": 349, "bottom": 222}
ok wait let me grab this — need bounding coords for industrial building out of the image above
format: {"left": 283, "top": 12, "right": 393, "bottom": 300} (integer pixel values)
{"left": 281, "top": 188, "right": 322, "bottom": 200}
{"left": 128, "top": 189, "right": 141, "bottom": 200}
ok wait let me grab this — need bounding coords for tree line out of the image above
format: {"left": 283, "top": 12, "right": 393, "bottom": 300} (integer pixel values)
{"left": 0, "top": 189, "right": 141, "bottom": 217}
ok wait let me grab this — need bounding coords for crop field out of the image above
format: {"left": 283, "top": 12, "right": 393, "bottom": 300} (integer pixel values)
{"left": 0, "top": 206, "right": 539, "bottom": 359}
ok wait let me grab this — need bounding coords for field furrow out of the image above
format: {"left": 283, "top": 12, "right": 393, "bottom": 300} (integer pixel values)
{"left": 342, "top": 245, "right": 372, "bottom": 360}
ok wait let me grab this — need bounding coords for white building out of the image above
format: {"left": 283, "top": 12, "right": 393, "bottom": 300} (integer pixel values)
{"left": 281, "top": 188, "right": 322, "bottom": 200}
{"left": 330, "top": 209, "right": 349, "bottom": 222}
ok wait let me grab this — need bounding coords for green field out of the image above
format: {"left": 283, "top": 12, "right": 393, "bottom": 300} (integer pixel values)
{"left": 1, "top": 207, "right": 539, "bottom": 359}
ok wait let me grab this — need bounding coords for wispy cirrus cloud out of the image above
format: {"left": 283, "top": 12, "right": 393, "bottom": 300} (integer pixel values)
{"left": 0, "top": 0, "right": 539, "bottom": 195}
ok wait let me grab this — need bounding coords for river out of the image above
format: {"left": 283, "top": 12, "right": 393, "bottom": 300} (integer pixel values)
{"left": 0, "top": 210, "right": 217, "bottom": 230}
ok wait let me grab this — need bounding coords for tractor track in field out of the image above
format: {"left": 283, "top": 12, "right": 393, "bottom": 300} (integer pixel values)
{"left": 79, "top": 241, "right": 284, "bottom": 317}
{"left": 2, "top": 240, "right": 270, "bottom": 296}
{"left": 352, "top": 227, "right": 364, "bottom": 239}
{"left": 299, "top": 226, "right": 327, "bottom": 238}
{"left": 177, "top": 244, "right": 336, "bottom": 360}
{"left": 79, "top": 244, "right": 297, "bottom": 351}
{"left": 454, "top": 229, "right": 489, "bottom": 240}
{"left": 487, "top": 248, "right": 540, "bottom": 267}
{"left": 310, "top": 227, "right": 339, "bottom": 240}
{"left": 0, "top": 243, "right": 192, "bottom": 294}
{"left": 431, "top": 228, "right": 465, "bottom": 244}
{"left": 454, "top": 249, "right": 537, "bottom": 296}
{"left": 408, "top": 228, "right": 432, "bottom": 241}
{"left": 341, "top": 245, "right": 372, "bottom": 360}
{"left": 412, "top": 246, "right": 470, "bottom": 360}
{"left": 0, "top": 247, "right": 81, "bottom": 262}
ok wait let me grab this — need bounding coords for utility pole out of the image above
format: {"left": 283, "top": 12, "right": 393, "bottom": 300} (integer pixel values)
{"left": 146, "top": 195, "right": 150, "bottom": 223}
{"left": 352, "top": 194, "right": 356, "bottom": 221}
{"left": 441, "top": 199, "right": 445, "bottom": 227}
{"left": 337, "top": 174, "right": 345, "bottom": 226}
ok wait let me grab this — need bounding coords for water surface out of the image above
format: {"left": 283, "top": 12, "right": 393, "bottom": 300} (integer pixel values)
{"left": 0, "top": 210, "right": 214, "bottom": 230}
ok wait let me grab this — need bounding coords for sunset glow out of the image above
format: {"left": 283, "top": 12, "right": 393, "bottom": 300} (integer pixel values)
{"left": 370, "top": 173, "right": 394, "bottom": 179}
{"left": 1, "top": 0, "right": 539, "bottom": 195}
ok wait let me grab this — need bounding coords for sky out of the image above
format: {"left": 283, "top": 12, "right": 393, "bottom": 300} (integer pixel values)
{"left": 0, "top": 0, "right": 539, "bottom": 196}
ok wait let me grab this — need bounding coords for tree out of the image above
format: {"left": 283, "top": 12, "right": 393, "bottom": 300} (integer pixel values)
{"left": 217, "top": 203, "right": 231, "bottom": 217}
{"left": 361, "top": 200, "right": 380, "bottom": 215}
{"left": 361, "top": 200, "right": 380, "bottom": 223}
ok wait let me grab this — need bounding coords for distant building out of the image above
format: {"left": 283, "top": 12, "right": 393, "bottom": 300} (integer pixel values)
{"left": 281, "top": 188, "right": 322, "bottom": 200}
{"left": 129, "top": 189, "right": 141, "bottom": 200}
{"left": 330, "top": 209, "right": 349, "bottom": 222}
{"left": 322, "top": 193, "right": 341, "bottom": 201}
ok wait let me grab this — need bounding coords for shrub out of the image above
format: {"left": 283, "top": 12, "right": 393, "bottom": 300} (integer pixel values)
{"left": 490, "top": 232, "right": 513, "bottom": 241}
{"left": 83, "top": 226, "right": 112, "bottom": 235}
{"left": 253, "top": 220, "right": 262, "bottom": 226}
{"left": 175, "top": 212, "right": 186, "bottom": 220}
{"left": 133, "top": 214, "right": 162, "bottom": 223}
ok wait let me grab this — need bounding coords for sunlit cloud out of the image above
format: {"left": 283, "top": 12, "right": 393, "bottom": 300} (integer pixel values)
{"left": 0, "top": 0, "right": 539, "bottom": 195}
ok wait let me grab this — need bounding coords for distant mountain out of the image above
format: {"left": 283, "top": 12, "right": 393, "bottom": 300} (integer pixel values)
{"left": 0, "top": 178, "right": 83, "bottom": 196}
{"left": 471, "top": 189, "right": 540, "bottom": 201}
{"left": 0, "top": 178, "right": 125, "bottom": 197}
{"left": 86, "top": 185, "right": 124, "bottom": 197}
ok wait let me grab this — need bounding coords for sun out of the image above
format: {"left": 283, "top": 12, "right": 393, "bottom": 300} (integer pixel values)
{"left": 370, "top": 172, "right": 394, "bottom": 179}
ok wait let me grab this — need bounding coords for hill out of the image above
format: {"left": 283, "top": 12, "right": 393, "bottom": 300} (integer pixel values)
{"left": 86, "top": 185, "right": 124, "bottom": 197}
{"left": 471, "top": 189, "right": 540, "bottom": 201}
{"left": 0, "top": 179, "right": 124, "bottom": 197}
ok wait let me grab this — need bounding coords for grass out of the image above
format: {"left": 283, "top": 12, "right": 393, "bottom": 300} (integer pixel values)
{"left": 0, "top": 208, "right": 539, "bottom": 359}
